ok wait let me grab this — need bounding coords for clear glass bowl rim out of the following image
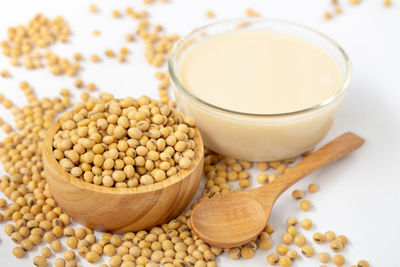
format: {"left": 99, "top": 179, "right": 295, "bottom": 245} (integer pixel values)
{"left": 168, "top": 18, "right": 352, "bottom": 117}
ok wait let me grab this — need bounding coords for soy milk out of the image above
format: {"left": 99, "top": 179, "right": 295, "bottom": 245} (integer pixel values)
{"left": 178, "top": 30, "right": 342, "bottom": 114}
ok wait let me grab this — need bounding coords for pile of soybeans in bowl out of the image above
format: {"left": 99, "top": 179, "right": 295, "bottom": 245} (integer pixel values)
{"left": 52, "top": 93, "right": 197, "bottom": 188}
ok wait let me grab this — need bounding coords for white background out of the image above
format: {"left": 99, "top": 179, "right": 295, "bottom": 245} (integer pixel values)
{"left": 0, "top": 0, "right": 399, "bottom": 266}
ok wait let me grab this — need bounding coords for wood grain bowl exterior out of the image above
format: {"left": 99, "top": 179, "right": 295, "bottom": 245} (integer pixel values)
{"left": 43, "top": 119, "right": 204, "bottom": 233}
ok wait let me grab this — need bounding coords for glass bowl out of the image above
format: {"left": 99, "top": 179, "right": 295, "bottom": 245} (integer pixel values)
{"left": 168, "top": 18, "right": 351, "bottom": 161}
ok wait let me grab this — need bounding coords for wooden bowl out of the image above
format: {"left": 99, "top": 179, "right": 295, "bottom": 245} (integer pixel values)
{"left": 43, "top": 119, "right": 204, "bottom": 233}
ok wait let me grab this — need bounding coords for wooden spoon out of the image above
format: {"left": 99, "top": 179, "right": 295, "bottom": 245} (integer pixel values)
{"left": 191, "top": 132, "right": 364, "bottom": 248}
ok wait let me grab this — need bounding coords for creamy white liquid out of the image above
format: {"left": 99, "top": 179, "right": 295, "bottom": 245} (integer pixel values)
{"left": 178, "top": 30, "right": 342, "bottom": 114}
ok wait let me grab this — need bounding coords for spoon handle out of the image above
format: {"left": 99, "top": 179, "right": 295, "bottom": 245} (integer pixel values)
{"left": 254, "top": 132, "right": 365, "bottom": 202}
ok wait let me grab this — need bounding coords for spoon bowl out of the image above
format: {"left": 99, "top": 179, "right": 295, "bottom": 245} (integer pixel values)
{"left": 191, "top": 195, "right": 268, "bottom": 248}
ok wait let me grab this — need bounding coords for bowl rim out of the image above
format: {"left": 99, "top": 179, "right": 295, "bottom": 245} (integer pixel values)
{"left": 168, "top": 18, "right": 352, "bottom": 117}
{"left": 43, "top": 118, "right": 204, "bottom": 195}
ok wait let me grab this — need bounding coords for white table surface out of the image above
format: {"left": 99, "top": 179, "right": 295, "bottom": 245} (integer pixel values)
{"left": 0, "top": 0, "right": 399, "bottom": 266}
